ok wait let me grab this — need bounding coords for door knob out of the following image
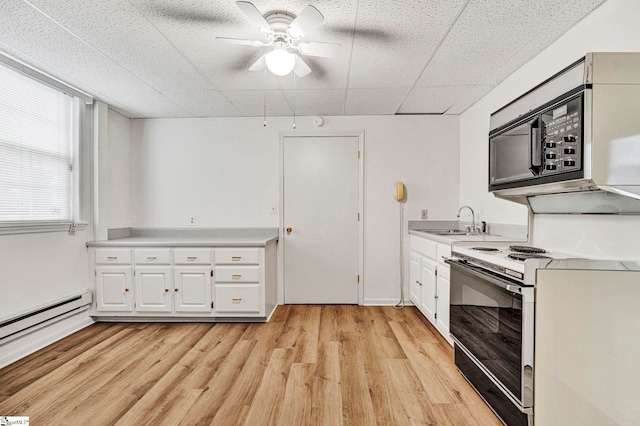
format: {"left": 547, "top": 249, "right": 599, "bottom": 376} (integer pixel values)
{"left": 286, "top": 227, "right": 292, "bottom": 234}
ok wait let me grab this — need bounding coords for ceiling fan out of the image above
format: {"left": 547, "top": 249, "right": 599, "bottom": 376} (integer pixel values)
{"left": 216, "top": 1, "right": 341, "bottom": 77}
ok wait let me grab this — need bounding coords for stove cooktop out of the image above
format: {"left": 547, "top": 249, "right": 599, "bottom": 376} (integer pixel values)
{"left": 451, "top": 241, "right": 580, "bottom": 285}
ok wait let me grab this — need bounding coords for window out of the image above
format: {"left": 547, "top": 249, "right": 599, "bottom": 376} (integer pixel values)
{"left": 0, "top": 60, "right": 79, "bottom": 225}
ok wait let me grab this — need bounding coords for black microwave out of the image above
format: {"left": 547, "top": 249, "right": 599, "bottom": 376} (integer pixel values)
{"left": 489, "top": 92, "right": 584, "bottom": 191}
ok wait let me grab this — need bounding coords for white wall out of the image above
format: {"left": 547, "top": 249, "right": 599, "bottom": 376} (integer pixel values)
{"left": 131, "top": 114, "right": 460, "bottom": 304}
{"left": 106, "top": 109, "right": 131, "bottom": 229}
{"left": 459, "top": 0, "right": 640, "bottom": 258}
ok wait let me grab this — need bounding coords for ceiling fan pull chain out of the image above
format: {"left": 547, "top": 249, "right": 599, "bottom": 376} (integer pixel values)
{"left": 263, "top": 66, "right": 267, "bottom": 127}
{"left": 292, "top": 71, "right": 296, "bottom": 129}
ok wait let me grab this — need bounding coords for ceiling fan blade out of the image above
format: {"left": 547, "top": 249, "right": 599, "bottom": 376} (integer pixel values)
{"left": 293, "top": 54, "right": 311, "bottom": 77}
{"left": 298, "top": 41, "right": 341, "bottom": 58}
{"left": 248, "top": 54, "right": 267, "bottom": 72}
{"left": 288, "top": 5, "right": 324, "bottom": 38}
{"left": 215, "top": 37, "right": 264, "bottom": 47}
{"left": 236, "top": 1, "right": 272, "bottom": 34}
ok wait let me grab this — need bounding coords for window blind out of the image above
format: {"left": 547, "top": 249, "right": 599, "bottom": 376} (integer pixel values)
{"left": 0, "top": 62, "right": 75, "bottom": 222}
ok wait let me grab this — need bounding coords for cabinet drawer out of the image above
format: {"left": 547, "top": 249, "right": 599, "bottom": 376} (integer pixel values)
{"left": 134, "top": 249, "right": 172, "bottom": 265}
{"left": 214, "top": 248, "right": 260, "bottom": 265}
{"left": 95, "top": 249, "right": 132, "bottom": 265}
{"left": 174, "top": 248, "right": 212, "bottom": 265}
{"left": 215, "top": 284, "right": 260, "bottom": 314}
{"left": 410, "top": 236, "right": 437, "bottom": 259}
{"left": 215, "top": 266, "right": 260, "bottom": 283}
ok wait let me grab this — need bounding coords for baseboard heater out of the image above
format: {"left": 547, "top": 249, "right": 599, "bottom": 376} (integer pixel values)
{"left": 0, "top": 291, "right": 93, "bottom": 342}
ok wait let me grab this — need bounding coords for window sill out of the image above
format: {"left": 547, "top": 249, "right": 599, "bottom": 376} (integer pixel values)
{"left": 0, "top": 221, "right": 88, "bottom": 236}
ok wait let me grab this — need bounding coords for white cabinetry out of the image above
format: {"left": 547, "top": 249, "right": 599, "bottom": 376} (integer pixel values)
{"left": 214, "top": 248, "right": 264, "bottom": 316}
{"left": 174, "top": 248, "right": 213, "bottom": 313}
{"left": 95, "top": 249, "right": 133, "bottom": 312}
{"left": 409, "top": 235, "right": 453, "bottom": 345}
{"left": 91, "top": 241, "right": 277, "bottom": 321}
{"left": 134, "top": 249, "right": 173, "bottom": 313}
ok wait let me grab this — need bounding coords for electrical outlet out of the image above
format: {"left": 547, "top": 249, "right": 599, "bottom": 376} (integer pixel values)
{"left": 189, "top": 216, "right": 196, "bottom": 226}
{"left": 421, "top": 209, "right": 428, "bottom": 220}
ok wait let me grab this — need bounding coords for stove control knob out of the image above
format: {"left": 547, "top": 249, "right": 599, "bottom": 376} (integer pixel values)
{"left": 545, "top": 142, "right": 556, "bottom": 148}
{"left": 563, "top": 135, "right": 577, "bottom": 142}
{"left": 545, "top": 164, "right": 557, "bottom": 171}
{"left": 545, "top": 153, "right": 557, "bottom": 159}
{"left": 564, "top": 160, "right": 576, "bottom": 167}
{"left": 564, "top": 147, "right": 576, "bottom": 154}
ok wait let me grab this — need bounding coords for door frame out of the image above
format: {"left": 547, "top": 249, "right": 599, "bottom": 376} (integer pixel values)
{"left": 278, "top": 130, "right": 364, "bottom": 305}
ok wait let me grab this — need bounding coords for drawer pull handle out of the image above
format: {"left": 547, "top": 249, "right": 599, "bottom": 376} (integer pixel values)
{"left": 147, "top": 256, "right": 157, "bottom": 261}
{"left": 232, "top": 274, "right": 242, "bottom": 279}
{"left": 231, "top": 256, "right": 242, "bottom": 261}
{"left": 232, "top": 298, "right": 242, "bottom": 303}
{"left": 107, "top": 256, "right": 118, "bottom": 260}
{"left": 187, "top": 256, "right": 197, "bottom": 261}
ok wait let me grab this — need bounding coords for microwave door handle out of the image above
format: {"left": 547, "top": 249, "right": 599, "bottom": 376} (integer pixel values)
{"left": 529, "top": 117, "right": 541, "bottom": 173}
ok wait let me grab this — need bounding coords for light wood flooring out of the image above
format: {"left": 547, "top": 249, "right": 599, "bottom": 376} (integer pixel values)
{"left": 0, "top": 305, "right": 501, "bottom": 425}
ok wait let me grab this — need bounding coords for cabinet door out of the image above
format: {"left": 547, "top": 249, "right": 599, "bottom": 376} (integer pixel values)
{"left": 135, "top": 266, "right": 173, "bottom": 312}
{"left": 409, "top": 252, "right": 422, "bottom": 307}
{"left": 420, "top": 257, "right": 437, "bottom": 324}
{"left": 436, "top": 267, "right": 453, "bottom": 346}
{"left": 174, "top": 267, "right": 212, "bottom": 313}
{"left": 96, "top": 266, "right": 133, "bottom": 312}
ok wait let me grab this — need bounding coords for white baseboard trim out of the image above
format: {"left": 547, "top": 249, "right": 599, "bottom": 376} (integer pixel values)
{"left": 362, "top": 298, "right": 414, "bottom": 306}
{"left": 0, "top": 308, "right": 95, "bottom": 369}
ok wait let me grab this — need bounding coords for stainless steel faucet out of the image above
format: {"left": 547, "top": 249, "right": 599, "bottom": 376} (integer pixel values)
{"left": 457, "top": 205, "right": 478, "bottom": 234}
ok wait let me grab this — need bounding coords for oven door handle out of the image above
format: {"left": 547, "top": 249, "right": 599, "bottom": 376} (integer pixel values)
{"left": 445, "top": 259, "right": 523, "bottom": 295}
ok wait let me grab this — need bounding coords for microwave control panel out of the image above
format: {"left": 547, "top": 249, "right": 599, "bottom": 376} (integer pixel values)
{"left": 540, "top": 97, "right": 582, "bottom": 175}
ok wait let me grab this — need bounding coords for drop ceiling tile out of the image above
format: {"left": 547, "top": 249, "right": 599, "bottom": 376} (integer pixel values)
{"left": 480, "top": 0, "right": 608, "bottom": 86}
{"left": 25, "top": 0, "right": 215, "bottom": 92}
{"left": 161, "top": 90, "right": 241, "bottom": 117}
{"left": 398, "top": 86, "right": 477, "bottom": 114}
{"left": 223, "top": 90, "right": 292, "bottom": 117}
{"left": 444, "top": 85, "right": 494, "bottom": 114}
{"left": 347, "top": 0, "right": 466, "bottom": 89}
{"left": 0, "top": 1, "right": 187, "bottom": 118}
{"left": 283, "top": 89, "right": 346, "bottom": 116}
{"left": 345, "top": 88, "right": 409, "bottom": 115}
{"left": 415, "top": 0, "right": 583, "bottom": 87}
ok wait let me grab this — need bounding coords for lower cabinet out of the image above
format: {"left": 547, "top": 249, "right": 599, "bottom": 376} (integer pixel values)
{"left": 174, "top": 267, "right": 213, "bottom": 313}
{"left": 409, "top": 235, "right": 453, "bottom": 345}
{"left": 91, "top": 242, "right": 277, "bottom": 320}
{"left": 95, "top": 266, "right": 133, "bottom": 312}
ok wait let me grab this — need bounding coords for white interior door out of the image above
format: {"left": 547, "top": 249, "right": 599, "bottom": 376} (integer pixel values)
{"left": 283, "top": 135, "right": 360, "bottom": 304}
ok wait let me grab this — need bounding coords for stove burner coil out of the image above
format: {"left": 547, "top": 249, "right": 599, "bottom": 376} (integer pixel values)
{"left": 509, "top": 245, "right": 547, "bottom": 254}
{"left": 471, "top": 247, "right": 500, "bottom": 252}
{"left": 508, "top": 253, "right": 551, "bottom": 261}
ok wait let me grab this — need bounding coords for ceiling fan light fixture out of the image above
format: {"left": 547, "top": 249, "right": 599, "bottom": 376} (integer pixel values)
{"left": 265, "top": 48, "right": 295, "bottom": 76}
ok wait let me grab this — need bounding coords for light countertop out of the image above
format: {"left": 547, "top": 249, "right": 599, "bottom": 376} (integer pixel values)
{"left": 86, "top": 227, "right": 279, "bottom": 247}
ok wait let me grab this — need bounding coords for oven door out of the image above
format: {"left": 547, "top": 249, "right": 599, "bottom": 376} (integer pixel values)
{"left": 447, "top": 259, "right": 534, "bottom": 409}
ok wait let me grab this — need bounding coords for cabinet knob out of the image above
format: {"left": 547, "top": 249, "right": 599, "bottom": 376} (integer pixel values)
{"left": 286, "top": 227, "right": 292, "bottom": 234}
{"left": 124, "top": 288, "right": 130, "bottom": 292}
{"left": 174, "top": 288, "right": 179, "bottom": 292}
{"left": 164, "top": 288, "right": 169, "bottom": 293}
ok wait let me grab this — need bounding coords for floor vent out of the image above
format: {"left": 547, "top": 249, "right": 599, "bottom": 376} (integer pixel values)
{"left": 0, "top": 291, "right": 93, "bottom": 341}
